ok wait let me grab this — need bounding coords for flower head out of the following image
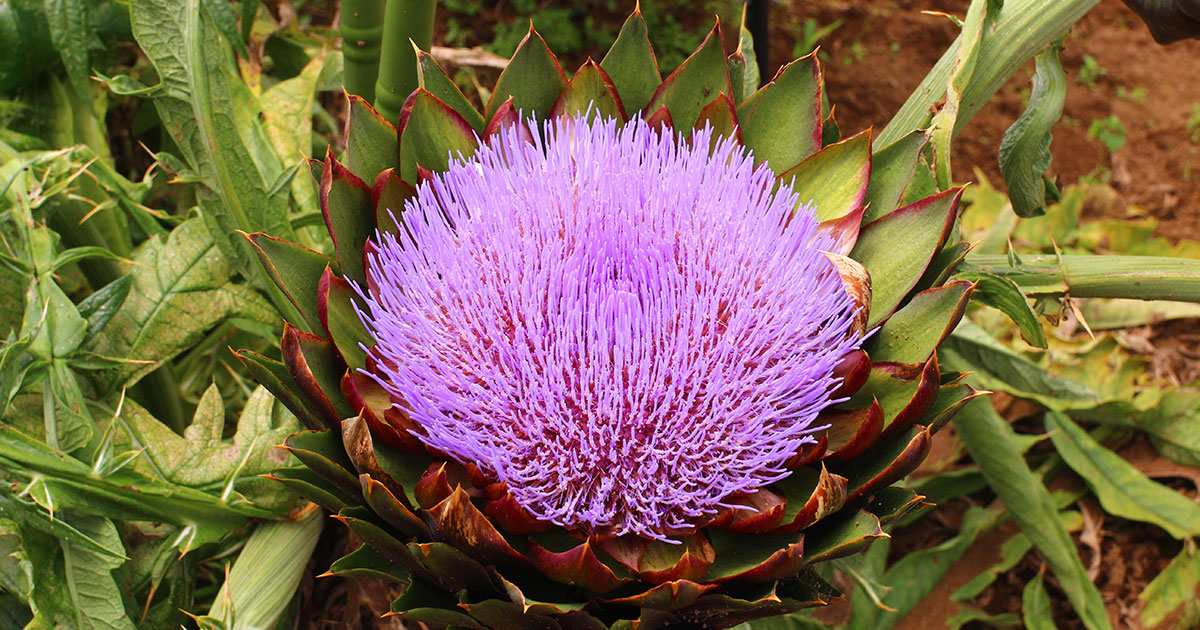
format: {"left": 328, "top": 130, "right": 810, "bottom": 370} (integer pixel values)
{"left": 362, "top": 117, "right": 862, "bottom": 541}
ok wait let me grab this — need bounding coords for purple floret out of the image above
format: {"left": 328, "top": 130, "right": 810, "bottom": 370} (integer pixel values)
{"left": 362, "top": 117, "right": 862, "bottom": 541}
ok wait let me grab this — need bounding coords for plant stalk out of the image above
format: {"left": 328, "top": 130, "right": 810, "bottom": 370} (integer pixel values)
{"left": 341, "top": 0, "right": 387, "bottom": 102}
{"left": 877, "top": 0, "right": 1100, "bottom": 148}
{"left": 208, "top": 508, "right": 323, "bottom": 629}
{"left": 960, "top": 254, "right": 1200, "bottom": 302}
{"left": 373, "top": 0, "right": 437, "bottom": 122}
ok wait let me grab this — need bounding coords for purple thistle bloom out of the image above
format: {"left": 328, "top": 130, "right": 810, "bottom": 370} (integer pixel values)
{"left": 362, "top": 117, "right": 862, "bottom": 542}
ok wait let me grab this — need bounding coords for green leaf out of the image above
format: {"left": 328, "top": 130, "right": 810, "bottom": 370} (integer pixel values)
{"left": 77, "top": 275, "right": 132, "bottom": 343}
{"left": 43, "top": 0, "right": 92, "bottom": 99}
{"left": 737, "top": 55, "right": 821, "bottom": 174}
{"left": 86, "top": 218, "right": 277, "bottom": 391}
{"left": 864, "top": 130, "right": 929, "bottom": 223}
{"left": 398, "top": 89, "right": 479, "bottom": 183}
{"left": 130, "top": 0, "right": 294, "bottom": 280}
{"left": 642, "top": 23, "right": 731, "bottom": 131}
{"left": 954, "top": 399, "right": 1112, "bottom": 630}
{"left": 22, "top": 276, "right": 86, "bottom": 360}
{"left": 868, "top": 280, "right": 974, "bottom": 364}
{"left": 344, "top": 94, "right": 400, "bottom": 186}
{"left": 850, "top": 188, "right": 962, "bottom": 328}
{"left": 599, "top": 10, "right": 661, "bottom": 115}
{"left": 951, "top": 532, "right": 1033, "bottom": 602}
{"left": 262, "top": 53, "right": 324, "bottom": 216}
{"left": 199, "top": 0, "right": 248, "bottom": 59}
{"left": 233, "top": 350, "right": 326, "bottom": 431}
{"left": 1021, "top": 573, "right": 1056, "bottom": 630}
{"left": 1139, "top": 545, "right": 1200, "bottom": 628}
{"left": 319, "top": 156, "right": 373, "bottom": 285}
{"left": 940, "top": 321, "right": 1098, "bottom": 410}
{"left": 20, "top": 515, "right": 135, "bottom": 630}
{"left": 954, "top": 271, "right": 1048, "bottom": 348}
{"left": 999, "top": 47, "right": 1065, "bottom": 218}
{"left": 1046, "top": 412, "right": 1200, "bottom": 539}
{"left": 246, "top": 232, "right": 333, "bottom": 334}
{"left": 484, "top": 27, "right": 567, "bottom": 123}
{"left": 417, "top": 50, "right": 486, "bottom": 132}
{"left": 550, "top": 60, "right": 626, "bottom": 122}
{"left": 778, "top": 131, "right": 870, "bottom": 222}
{"left": 848, "top": 506, "right": 1003, "bottom": 630}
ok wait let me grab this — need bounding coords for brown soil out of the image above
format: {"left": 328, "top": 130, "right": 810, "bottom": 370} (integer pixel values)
{"left": 774, "top": 0, "right": 1200, "bottom": 240}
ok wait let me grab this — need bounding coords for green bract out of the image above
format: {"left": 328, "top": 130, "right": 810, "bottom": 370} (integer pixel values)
{"left": 243, "top": 10, "right": 981, "bottom": 628}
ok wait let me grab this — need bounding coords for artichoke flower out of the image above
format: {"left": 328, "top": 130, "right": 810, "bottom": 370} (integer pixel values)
{"left": 239, "top": 12, "right": 981, "bottom": 629}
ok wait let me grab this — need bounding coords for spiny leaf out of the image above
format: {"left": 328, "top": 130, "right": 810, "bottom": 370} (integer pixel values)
{"left": 484, "top": 26, "right": 567, "bottom": 123}
{"left": 599, "top": 9, "right": 661, "bottom": 115}
{"left": 779, "top": 131, "right": 870, "bottom": 222}
{"left": 850, "top": 187, "right": 961, "bottom": 328}
{"left": 119, "top": 385, "right": 300, "bottom": 513}
{"left": 737, "top": 55, "right": 822, "bottom": 174}
{"left": 642, "top": 22, "right": 731, "bottom": 131}
{"left": 417, "top": 49, "right": 486, "bottom": 132}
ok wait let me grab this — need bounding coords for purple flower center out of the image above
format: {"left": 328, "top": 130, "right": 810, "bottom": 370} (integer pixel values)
{"left": 363, "top": 117, "right": 861, "bottom": 541}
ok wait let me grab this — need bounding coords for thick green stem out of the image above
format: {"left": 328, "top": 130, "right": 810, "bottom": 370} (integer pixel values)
{"left": 341, "top": 0, "right": 387, "bottom": 102}
{"left": 209, "top": 509, "right": 323, "bottom": 627}
{"left": 961, "top": 254, "right": 1200, "bottom": 302}
{"left": 877, "top": 0, "right": 1100, "bottom": 148}
{"left": 373, "top": 0, "right": 436, "bottom": 122}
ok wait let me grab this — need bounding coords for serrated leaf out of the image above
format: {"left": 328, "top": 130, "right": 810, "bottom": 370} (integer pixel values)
{"left": 120, "top": 385, "right": 300, "bottom": 512}
{"left": 484, "top": 27, "right": 567, "bottom": 123}
{"left": 850, "top": 187, "right": 961, "bottom": 328}
{"left": 737, "top": 55, "right": 821, "bottom": 174}
{"left": 86, "top": 218, "right": 278, "bottom": 392}
{"left": 1046, "top": 412, "right": 1200, "bottom": 539}
{"left": 599, "top": 10, "right": 661, "bottom": 115}
{"left": 20, "top": 515, "right": 135, "bottom": 630}
{"left": 130, "top": 0, "right": 295, "bottom": 274}
{"left": 780, "top": 131, "right": 870, "bottom": 222}
{"left": 642, "top": 23, "right": 731, "bottom": 131}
